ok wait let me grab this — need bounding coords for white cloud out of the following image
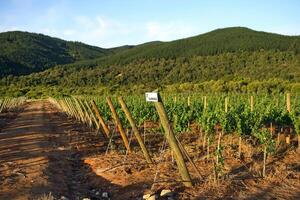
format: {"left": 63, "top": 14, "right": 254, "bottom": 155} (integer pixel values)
{"left": 62, "top": 29, "right": 76, "bottom": 36}
{"left": 96, "top": 17, "right": 107, "bottom": 29}
{"left": 74, "top": 15, "right": 111, "bottom": 37}
{"left": 40, "top": 28, "right": 58, "bottom": 36}
{"left": 75, "top": 16, "right": 94, "bottom": 29}
{"left": 145, "top": 21, "right": 197, "bottom": 41}
{"left": 270, "top": 25, "right": 300, "bottom": 36}
{"left": 43, "top": 7, "right": 61, "bottom": 23}
{"left": 34, "top": 19, "right": 199, "bottom": 47}
{"left": 68, "top": 15, "right": 140, "bottom": 47}
{"left": 0, "top": 7, "right": 199, "bottom": 48}
{"left": 0, "top": 26, "right": 21, "bottom": 32}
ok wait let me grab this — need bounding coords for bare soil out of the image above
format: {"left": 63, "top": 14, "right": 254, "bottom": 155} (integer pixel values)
{"left": 0, "top": 100, "right": 107, "bottom": 200}
{"left": 0, "top": 100, "right": 299, "bottom": 200}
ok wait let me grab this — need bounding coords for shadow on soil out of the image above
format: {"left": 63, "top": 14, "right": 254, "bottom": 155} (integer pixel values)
{"left": 0, "top": 102, "right": 148, "bottom": 200}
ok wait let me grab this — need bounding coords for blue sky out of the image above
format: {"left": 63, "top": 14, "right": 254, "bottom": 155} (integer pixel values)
{"left": 0, "top": 0, "right": 299, "bottom": 48}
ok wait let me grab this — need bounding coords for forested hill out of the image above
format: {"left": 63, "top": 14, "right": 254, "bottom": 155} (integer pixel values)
{"left": 1, "top": 27, "right": 300, "bottom": 77}
{"left": 31, "top": 27, "right": 300, "bottom": 87}
{"left": 91, "top": 27, "right": 300, "bottom": 65}
{"left": 1, "top": 27, "right": 300, "bottom": 96}
{"left": 0, "top": 31, "right": 130, "bottom": 77}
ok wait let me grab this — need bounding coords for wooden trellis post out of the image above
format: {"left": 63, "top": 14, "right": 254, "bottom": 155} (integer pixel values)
{"left": 286, "top": 93, "right": 291, "bottom": 113}
{"left": 225, "top": 97, "right": 229, "bottom": 113}
{"left": 58, "top": 99, "right": 67, "bottom": 113}
{"left": 84, "top": 100, "right": 100, "bottom": 129}
{"left": 204, "top": 96, "right": 207, "bottom": 110}
{"left": 73, "top": 97, "right": 87, "bottom": 124}
{"left": 66, "top": 98, "right": 80, "bottom": 121}
{"left": 63, "top": 98, "right": 74, "bottom": 117}
{"left": 91, "top": 100, "right": 110, "bottom": 138}
{"left": 249, "top": 96, "right": 254, "bottom": 111}
{"left": 106, "top": 96, "right": 131, "bottom": 153}
{"left": 118, "top": 97, "right": 153, "bottom": 164}
{"left": 286, "top": 93, "right": 291, "bottom": 144}
{"left": 78, "top": 99, "right": 93, "bottom": 127}
{"left": 146, "top": 92, "right": 192, "bottom": 187}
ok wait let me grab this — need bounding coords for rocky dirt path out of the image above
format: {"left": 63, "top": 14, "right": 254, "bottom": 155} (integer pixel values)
{"left": 0, "top": 100, "right": 107, "bottom": 200}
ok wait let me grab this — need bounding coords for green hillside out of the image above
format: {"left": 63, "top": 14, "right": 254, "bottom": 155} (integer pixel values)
{"left": 97, "top": 27, "right": 300, "bottom": 64}
{"left": 0, "top": 31, "right": 129, "bottom": 76}
{"left": 1, "top": 27, "right": 300, "bottom": 97}
{"left": 30, "top": 27, "right": 300, "bottom": 84}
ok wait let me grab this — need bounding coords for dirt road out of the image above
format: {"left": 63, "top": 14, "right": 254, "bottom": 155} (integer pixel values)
{"left": 0, "top": 100, "right": 107, "bottom": 200}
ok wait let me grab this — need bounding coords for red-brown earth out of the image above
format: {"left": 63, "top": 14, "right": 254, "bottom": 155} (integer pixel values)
{"left": 0, "top": 100, "right": 299, "bottom": 200}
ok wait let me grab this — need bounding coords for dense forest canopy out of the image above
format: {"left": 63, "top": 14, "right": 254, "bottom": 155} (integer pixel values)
{"left": 0, "top": 31, "right": 131, "bottom": 77}
{"left": 0, "top": 27, "right": 299, "bottom": 97}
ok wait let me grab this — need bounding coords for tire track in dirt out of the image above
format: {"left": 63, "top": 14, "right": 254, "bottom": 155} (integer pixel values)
{"left": 0, "top": 100, "right": 109, "bottom": 200}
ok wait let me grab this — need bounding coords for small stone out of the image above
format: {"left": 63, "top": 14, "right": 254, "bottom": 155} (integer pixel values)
{"left": 102, "top": 192, "right": 109, "bottom": 198}
{"left": 95, "top": 191, "right": 100, "bottom": 196}
{"left": 58, "top": 147, "right": 65, "bottom": 150}
{"left": 15, "top": 172, "right": 26, "bottom": 179}
{"left": 147, "top": 195, "right": 156, "bottom": 200}
{"left": 143, "top": 194, "right": 151, "bottom": 199}
{"left": 60, "top": 196, "right": 69, "bottom": 200}
{"left": 6, "top": 162, "right": 14, "bottom": 166}
{"left": 160, "top": 189, "right": 173, "bottom": 197}
{"left": 143, "top": 194, "right": 156, "bottom": 200}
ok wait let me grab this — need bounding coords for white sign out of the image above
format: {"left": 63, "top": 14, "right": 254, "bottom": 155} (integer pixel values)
{"left": 145, "top": 92, "right": 159, "bottom": 102}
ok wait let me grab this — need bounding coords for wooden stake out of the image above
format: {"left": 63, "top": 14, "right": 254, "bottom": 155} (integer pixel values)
{"left": 118, "top": 97, "right": 153, "bottom": 164}
{"left": 91, "top": 100, "right": 110, "bottom": 138}
{"left": 176, "top": 136, "right": 203, "bottom": 180}
{"left": 78, "top": 99, "right": 93, "bottom": 127}
{"left": 250, "top": 96, "right": 254, "bottom": 112}
{"left": 63, "top": 98, "right": 74, "bottom": 117}
{"left": 84, "top": 100, "right": 100, "bottom": 129}
{"left": 286, "top": 93, "right": 291, "bottom": 144}
{"left": 216, "top": 131, "right": 222, "bottom": 167}
{"left": 207, "top": 137, "right": 210, "bottom": 160}
{"left": 286, "top": 135, "right": 290, "bottom": 144}
{"left": 204, "top": 96, "right": 207, "bottom": 110}
{"left": 225, "top": 97, "right": 228, "bottom": 113}
{"left": 58, "top": 99, "right": 67, "bottom": 113}
{"left": 73, "top": 97, "right": 87, "bottom": 124}
{"left": 262, "top": 146, "right": 267, "bottom": 178}
{"left": 286, "top": 93, "right": 291, "bottom": 113}
{"left": 154, "top": 93, "right": 193, "bottom": 187}
{"left": 106, "top": 96, "right": 131, "bottom": 153}
{"left": 270, "top": 122, "right": 273, "bottom": 136}
{"left": 277, "top": 132, "right": 281, "bottom": 147}
{"left": 66, "top": 98, "right": 80, "bottom": 121}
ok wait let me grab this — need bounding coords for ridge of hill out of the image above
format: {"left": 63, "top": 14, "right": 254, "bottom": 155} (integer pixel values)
{"left": 0, "top": 31, "right": 131, "bottom": 76}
